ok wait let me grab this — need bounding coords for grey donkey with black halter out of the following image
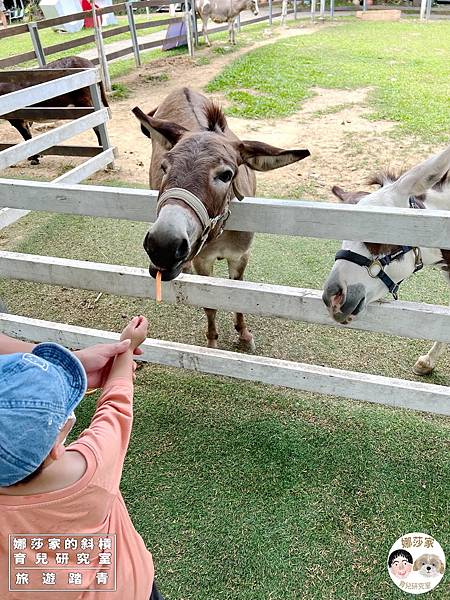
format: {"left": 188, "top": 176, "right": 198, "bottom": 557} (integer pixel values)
{"left": 323, "top": 142, "right": 450, "bottom": 376}
{"left": 133, "top": 87, "right": 310, "bottom": 349}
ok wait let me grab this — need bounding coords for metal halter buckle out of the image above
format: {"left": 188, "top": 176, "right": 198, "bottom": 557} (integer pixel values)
{"left": 367, "top": 259, "right": 383, "bottom": 278}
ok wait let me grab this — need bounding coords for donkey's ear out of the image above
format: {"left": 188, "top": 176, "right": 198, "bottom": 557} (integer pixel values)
{"left": 132, "top": 106, "right": 187, "bottom": 150}
{"left": 331, "top": 185, "right": 368, "bottom": 204}
{"left": 236, "top": 140, "right": 310, "bottom": 171}
{"left": 391, "top": 144, "right": 450, "bottom": 199}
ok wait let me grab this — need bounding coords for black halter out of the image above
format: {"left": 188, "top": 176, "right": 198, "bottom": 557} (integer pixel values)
{"left": 334, "top": 197, "right": 424, "bottom": 300}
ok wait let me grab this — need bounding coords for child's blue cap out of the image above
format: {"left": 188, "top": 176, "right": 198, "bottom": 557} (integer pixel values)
{"left": 0, "top": 343, "right": 87, "bottom": 486}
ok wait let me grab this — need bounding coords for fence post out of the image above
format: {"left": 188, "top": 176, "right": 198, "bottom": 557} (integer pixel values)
{"left": 89, "top": 79, "right": 114, "bottom": 169}
{"left": 269, "top": 0, "right": 273, "bottom": 25}
{"left": 330, "top": 0, "right": 334, "bottom": 18}
{"left": 92, "top": 4, "right": 111, "bottom": 92}
{"left": 425, "top": 0, "right": 432, "bottom": 20}
{"left": 126, "top": 0, "right": 141, "bottom": 67}
{"left": 293, "top": 0, "right": 297, "bottom": 20}
{"left": 236, "top": 13, "right": 241, "bottom": 31}
{"left": 184, "top": 0, "right": 194, "bottom": 57}
{"left": 28, "top": 22, "right": 46, "bottom": 67}
{"left": 311, "top": 0, "right": 316, "bottom": 21}
{"left": 362, "top": 0, "right": 367, "bottom": 11}
{"left": 191, "top": 0, "right": 199, "bottom": 46}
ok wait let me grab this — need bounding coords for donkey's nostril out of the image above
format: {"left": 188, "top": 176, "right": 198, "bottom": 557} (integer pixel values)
{"left": 331, "top": 289, "right": 344, "bottom": 310}
{"left": 175, "top": 237, "right": 189, "bottom": 261}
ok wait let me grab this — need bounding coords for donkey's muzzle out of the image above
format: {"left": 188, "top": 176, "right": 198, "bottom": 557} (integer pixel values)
{"left": 148, "top": 262, "right": 184, "bottom": 281}
{"left": 322, "top": 281, "right": 366, "bottom": 324}
{"left": 143, "top": 230, "right": 190, "bottom": 280}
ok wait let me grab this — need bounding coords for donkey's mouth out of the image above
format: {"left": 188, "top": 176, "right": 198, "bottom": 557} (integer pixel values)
{"left": 148, "top": 263, "right": 184, "bottom": 281}
{"left": 331, "top": 298, "right": 366, "bottom": 325}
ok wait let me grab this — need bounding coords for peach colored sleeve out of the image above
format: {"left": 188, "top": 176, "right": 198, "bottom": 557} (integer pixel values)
{"left": 68, "top": 377, "right": 134, "bottom": 491}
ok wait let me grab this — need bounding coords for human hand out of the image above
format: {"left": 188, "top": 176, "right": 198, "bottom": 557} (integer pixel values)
{"left": 76, "top": 339, "right": 143, "bottom": 389}
{"left": 120, "top": 315, "right": 148, "bottom": 351}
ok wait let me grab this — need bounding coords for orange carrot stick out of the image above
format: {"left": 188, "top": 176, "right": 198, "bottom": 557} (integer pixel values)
{"left": 155, "top": 270, "right": 162, "bottom": 303}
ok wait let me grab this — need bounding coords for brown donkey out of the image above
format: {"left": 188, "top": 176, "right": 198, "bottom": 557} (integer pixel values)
{"left": 133, "top": 87, "right": 310, "bottom": 349}
{"left": 0, "top": 56, "right": 109, "bottom": 165}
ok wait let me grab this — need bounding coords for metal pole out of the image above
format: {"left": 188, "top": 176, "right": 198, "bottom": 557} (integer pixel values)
{"left": 28, "top": 22, "right": 46, "bottom": 67}
{"left": 294, "top": 0, "right": 297, "bottom": 20}
{"left": 191, "top": 0, "right": 199, "bottom": 46}
{"left": 319, "top": 0, "right": 325, "bottom": 18}
{"left": 126, "top": 0, "right": 141, "bottom": 67}
{"left": 92, "top": 3, "right": 111, "bottom": 92}
{"left": 330, "top": 0, "right": 334, "bottom": 18}
{"left": 425, "top": 0, "right": 432, "bottom": 20}
{"left": 362, "top": 0, "right": 367, "bottom": 12}
{"left": 269, "top": 0, "right": 272, "bottom": 25}
{"left": 311, "top": 0, "right": 316, "bottom": 21}
{"left": 236, "top": 13, "right": 241, "bottom": 31}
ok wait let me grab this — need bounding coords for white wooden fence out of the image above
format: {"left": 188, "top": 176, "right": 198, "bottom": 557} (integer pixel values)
{"left": 0, "top": 67, "right": 115, "bottom": 228}
{"left": 1, "top": 178, "right": 450, "bottom": 416}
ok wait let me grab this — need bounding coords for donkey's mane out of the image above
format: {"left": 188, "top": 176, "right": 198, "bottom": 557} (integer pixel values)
{"left": 367, "top": 168, "right": 449, "bottom": 191}
{"left": 203, "top": 102, "right": 227, "bottom": 134}
{"left": 366, "top": 169, "right": 402, "bottom": 187}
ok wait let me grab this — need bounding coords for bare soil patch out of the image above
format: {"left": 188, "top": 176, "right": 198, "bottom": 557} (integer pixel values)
{"left": 0, "top": 22, "right": 442, "bottom": 200}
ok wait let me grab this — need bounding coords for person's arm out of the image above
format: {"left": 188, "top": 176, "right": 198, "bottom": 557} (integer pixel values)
{"left": 0, "top": 332, "right": 140, "bottom": 387}
{"left": 68, "top": 317, "right": 148, "bottom": 486}
{"left": 0, "top": 333, "right": 35, "bottom": 354}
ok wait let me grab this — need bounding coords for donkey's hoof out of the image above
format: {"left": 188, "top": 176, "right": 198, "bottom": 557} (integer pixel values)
{"left": 238, "top": 335, "right": 256, "bottom": 353}
{"left": 207, "top": 338, "right": 218, "bottom": 349}
{"left": 29, "top": 158, "right": 40, "bottom": 165}
{"left": 413, "top": 356, "right": 434, "bottom": 376}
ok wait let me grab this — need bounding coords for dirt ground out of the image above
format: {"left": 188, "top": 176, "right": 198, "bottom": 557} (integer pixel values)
{"left": 0, "top": 22, "right": 443, "bottom": 199}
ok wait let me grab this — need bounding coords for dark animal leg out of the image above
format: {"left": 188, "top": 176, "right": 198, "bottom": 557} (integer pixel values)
{"left": 193, "top": 256, "right": 218, "bottom": 348}
{"left": 9, "top": 120, "right": 40, "bottom": 165}
{"left": 228, "top": 252, "right": 254, "bottom": 350}
{"left": 93, "top": 126, "right": 103, "bottom": 148}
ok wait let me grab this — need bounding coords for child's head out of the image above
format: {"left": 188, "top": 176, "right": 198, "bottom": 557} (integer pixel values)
{"left": 0, "top": 343, "right": 87, "bottom": 487}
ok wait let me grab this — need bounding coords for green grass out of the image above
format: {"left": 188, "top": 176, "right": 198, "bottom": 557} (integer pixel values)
{"left": 67, "top": 365, "right": 450, "bottom": 600}
{"left": 207, "top": 20, "right": 450, "bottom": 141}
{"left": 110, "top": 81, "right": 131, "bottom": 100}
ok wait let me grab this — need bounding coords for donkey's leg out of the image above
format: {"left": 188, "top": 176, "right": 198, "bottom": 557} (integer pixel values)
{"left": 228, "top": 18, "right": 236, "bottom": 45}
{"left": 194, "top": 255, "right": 219, "bottom": 348}
{"left": 228, "top": 252, "right": 255, "bottom": 351}
{"left": 93, "top": 126, "right": 103, "bottom": 148}
{"left": 202, "top": 16, "right": 211, "bottom": 47}
{"left": 9, "top": 120, "right": 40, "bottom": 165}
{"left": 413, "top": 341, "right": 447, "bottom": 376}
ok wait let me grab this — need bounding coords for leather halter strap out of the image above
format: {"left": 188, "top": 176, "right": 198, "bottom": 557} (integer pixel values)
{"left": 157, "top": 187, "right": 231, "bottom": 256}
{"left": 334, "top": 197, "right": 425, "bottom": 300}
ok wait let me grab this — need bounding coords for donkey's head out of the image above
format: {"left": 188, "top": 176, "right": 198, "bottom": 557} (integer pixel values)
{"left": 323, "top": 145, "right": 450, "bottom": 324}
{"left": 133, "top": 103, "right": 309, "bottom": 280}
{"left": 248, "top": 0, "right": 259, "bottom": 16}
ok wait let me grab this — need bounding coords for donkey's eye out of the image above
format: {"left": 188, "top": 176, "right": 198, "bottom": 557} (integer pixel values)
{"left": 217, "top": 169, "right": 233, "bottom": 183}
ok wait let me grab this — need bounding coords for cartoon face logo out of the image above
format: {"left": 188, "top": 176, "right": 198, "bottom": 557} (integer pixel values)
{"left": 387, "top": 533, "right": 446, "bottom": 595}
{"left": 413, "top": 554, "right": 445, "bottom": 578}
{"left": 389, "top": 550, "right": 413, "bottom": 580}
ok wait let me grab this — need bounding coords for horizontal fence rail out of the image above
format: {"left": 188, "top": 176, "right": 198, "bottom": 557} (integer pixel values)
{"left": 2, "top": 251, "right": 450, "bottom": 344}
{"left": 0, "top": 69, "right": 99, "bottom": 116}
{"left": 0, "top": 109, "right": 109, "bottom": 170}
{"left": 1, "top": 180, "right": 450, "bottom": 249}
{"left": 1, "top": 313, "right": 449, "bottom": 416}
